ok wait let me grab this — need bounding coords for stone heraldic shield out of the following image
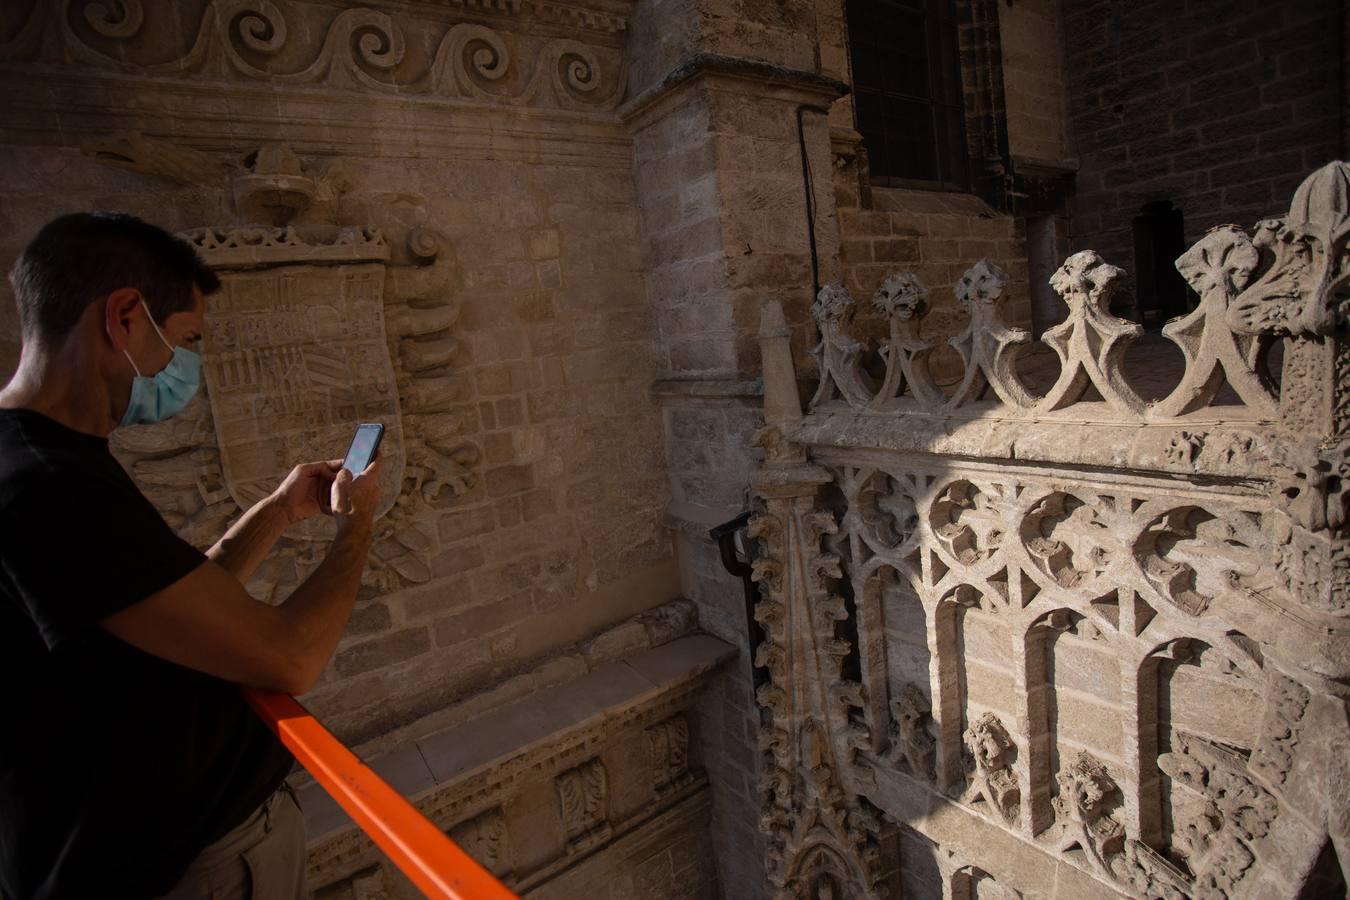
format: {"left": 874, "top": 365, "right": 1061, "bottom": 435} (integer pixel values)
{"left": 188, "top": 228, "right": 406, "bottom": 540}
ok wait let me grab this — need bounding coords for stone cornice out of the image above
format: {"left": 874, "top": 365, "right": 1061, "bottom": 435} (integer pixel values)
{"left": 620, "top": 53, "right": 850, "bottom": 130}
{"left": 0, "top": 69, "right": 633, "bottom": 167}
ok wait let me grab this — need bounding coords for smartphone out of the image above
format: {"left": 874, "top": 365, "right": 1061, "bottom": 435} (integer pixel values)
{"left": 342, "top": 423, "right": 384, "bottom": 475}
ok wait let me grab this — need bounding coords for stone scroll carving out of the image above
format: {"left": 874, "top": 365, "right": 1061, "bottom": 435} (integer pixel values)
{"left": 806, "top": 162, "right": 1350, "bottom": 427}
{"left": 1, "top": 2, "right": 627, "bottom": 112}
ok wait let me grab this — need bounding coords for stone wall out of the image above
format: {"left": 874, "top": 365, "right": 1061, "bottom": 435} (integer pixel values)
{"left": 997, "top": 0, "right": 1071, "bottom": 165}
{"left": 836, "top": 184, "right": 1031, "bottom": 377}
{"left": 1062, "top": 0, "right": 1344, "bottom": 288}
{"left": 0, "top": 0, "right": 677, "bottom": 764}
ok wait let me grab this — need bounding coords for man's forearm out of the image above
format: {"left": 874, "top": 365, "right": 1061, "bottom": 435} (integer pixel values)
{"left": 276, "top": 520, "right": 373, "bottom": 692}
{"left": 207, "top": 496, "right": 288, "bottom": 584}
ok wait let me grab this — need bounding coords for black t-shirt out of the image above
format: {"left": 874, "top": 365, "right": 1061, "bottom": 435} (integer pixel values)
{"left": 0, "top": 409, "right": 294, "bottom": 899}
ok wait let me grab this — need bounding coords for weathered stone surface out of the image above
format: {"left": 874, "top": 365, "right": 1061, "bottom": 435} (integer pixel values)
{"left": 296, "top": 617, "right": 734, "bottom": 894}
{"left": 750, "top": 163, "right": 1350, "bottom": 900}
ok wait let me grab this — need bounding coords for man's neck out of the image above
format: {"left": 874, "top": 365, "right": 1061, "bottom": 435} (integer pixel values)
{"left": 0, "top": 343, "right": 116, "bottom": 438}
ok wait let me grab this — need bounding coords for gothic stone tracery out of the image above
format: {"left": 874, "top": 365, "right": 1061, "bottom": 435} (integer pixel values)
{"left": 751, "top": 163, "right": 1350, "bottom": 900}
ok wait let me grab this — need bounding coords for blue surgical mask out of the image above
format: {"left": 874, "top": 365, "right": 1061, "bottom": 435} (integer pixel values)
{"left": 120, "top": 300, "right": 202, "bottom": 427}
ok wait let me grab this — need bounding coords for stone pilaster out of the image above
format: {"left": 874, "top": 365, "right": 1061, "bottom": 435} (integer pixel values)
{"left": 623, "top": 4, "right": 850, "bottom": 896}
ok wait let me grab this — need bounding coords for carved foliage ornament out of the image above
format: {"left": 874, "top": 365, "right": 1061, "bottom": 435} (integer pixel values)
{"left": 2, "top": 1, "right": 626, "bottom": 111}
{"left": 1228, "top": 162, "right": 1350, "bottom": 336}
{"left": 555, "top": 758, "right": 609, "bottom": 853}
{"left": 448, "top": 808, "right": 510, "bottom": 878}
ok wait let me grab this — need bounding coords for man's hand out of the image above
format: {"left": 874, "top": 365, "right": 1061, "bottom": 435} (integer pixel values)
{"left": 330, "top": 457, "right": 384, "bottom": 533}
{"left": 271, "top": 459, "right": 343, "bottom": 527}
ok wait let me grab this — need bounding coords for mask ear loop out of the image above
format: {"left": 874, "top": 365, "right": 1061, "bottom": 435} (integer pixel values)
{"left": 139, "top": 298, "right": 175, "bottom": 351}
{"left": 122, "top": 298, "right": 172, "bottom": 378}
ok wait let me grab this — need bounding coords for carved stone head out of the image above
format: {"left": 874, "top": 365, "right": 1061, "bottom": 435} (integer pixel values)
{"left": 1050, "top": 250, "right": 1123, "bottom": 313}
{"left": 873, "top": 272, "right": 929, "bottom": 321}
{"left": 1054, "top": 751, "right": 1119, "bottom": 824}
{"left": 812, "top": 282, "right": 857, "bottom": 329}
{"left": 954, "top": 260, "right": 1010, "bottom": 309}
{"left": 963, "top": 712, "right": 1014, "bottom": 772}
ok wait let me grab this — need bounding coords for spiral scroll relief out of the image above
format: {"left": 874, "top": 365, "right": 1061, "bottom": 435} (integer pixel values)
{"left": 23, "top": 2, "right": 626, "bottom": 111}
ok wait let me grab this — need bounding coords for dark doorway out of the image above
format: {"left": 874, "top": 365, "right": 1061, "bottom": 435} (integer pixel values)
{"left": 1132, "top": 200, "right": 1190, "bottom": 327}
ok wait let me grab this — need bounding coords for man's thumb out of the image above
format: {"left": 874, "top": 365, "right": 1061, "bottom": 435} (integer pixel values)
{"left": 332, "top": 469, "right": 354, "bottom": 514}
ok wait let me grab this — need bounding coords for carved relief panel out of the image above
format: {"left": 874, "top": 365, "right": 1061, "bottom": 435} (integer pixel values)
{"left": 199, "top": 249, "right": 406, "bottom": 534}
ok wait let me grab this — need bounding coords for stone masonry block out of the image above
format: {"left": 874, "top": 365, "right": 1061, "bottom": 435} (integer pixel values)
{"left": 429, "top": 543, "right": 487, "bottom": 578}
{"left": 335, "top": 627, "right": 431, "bottom": 678}
{"left": 345, "top": 601, "right": 393, "bottom": 638}
{"left": 432, "top": 592, "right": 533, "bottom": 647}
{"left": 528, "top": 228, "right": 560, "bottom": 260}
{"left": 486, "top": 464, "right": 535, "bottom": 497}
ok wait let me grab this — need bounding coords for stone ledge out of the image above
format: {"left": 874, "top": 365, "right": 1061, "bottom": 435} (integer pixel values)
{"left": 862, "top": 760, "right": 1124, "bottom": 900}
{"left": 795, "top": 406, "right": 1276, "bottom": 484}
{"left": 621, "top": 53, "right": 850, "bottom": 129}
{"left": 663, "top": 499, "right": 746, "bottom": 542}
{"left": 650, "top": 378, "right": 763, "bottom": 404}
{"left": 869, "top": 185, "right": 1004, "bottom": 217}
{"left": 295, "top": 634, "right": 736, "bottom": 842}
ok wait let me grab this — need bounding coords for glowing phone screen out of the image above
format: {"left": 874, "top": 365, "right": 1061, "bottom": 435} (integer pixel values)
{"left": 342, "top": 424, "right": 383, "bottom": 475}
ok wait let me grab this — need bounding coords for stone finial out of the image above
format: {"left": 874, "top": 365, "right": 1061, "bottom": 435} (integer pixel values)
{"left": 1154, "top": 225, "right": 1275, "bottom": 417}
{"left": 1229, "top": 160, "right": 1350, "bottom": 336}
{"left": 234, "top": 144, "right": 318, "bottom": 227}
{"left": 809, "top": 283, "right": 875, "bottom": 409}
{"left": 947, "top": 260, "right": 1036, "bottom": 409}
{"left": 871, "top": 272, "right": 944, "bottom": 407}
{"left": 1038, "top": 250, "right": 1145, "bottom": 414}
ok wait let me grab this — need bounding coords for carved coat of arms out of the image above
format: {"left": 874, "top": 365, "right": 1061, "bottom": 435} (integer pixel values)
{"left": 190, "top": 227, "right": 406, "bottom": 537}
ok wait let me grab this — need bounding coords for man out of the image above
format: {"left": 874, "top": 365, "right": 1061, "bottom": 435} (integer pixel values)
{"left": 0, "top": 213, "right": 382, "bottom": 899}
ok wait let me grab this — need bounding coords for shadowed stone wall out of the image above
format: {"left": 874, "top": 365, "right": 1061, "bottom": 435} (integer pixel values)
{"left": 1062, "top": 0, "right": 1345, "bottom": 293}
{"left": 0, "top": 0, "right": 679, "bottom": 751}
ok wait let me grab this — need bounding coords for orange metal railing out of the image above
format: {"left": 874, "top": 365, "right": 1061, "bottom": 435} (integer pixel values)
{"left": 243, "top": 689, "right": 517, "bottom": 900}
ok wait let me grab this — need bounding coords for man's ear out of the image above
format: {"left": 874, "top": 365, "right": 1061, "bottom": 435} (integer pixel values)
{"left": 103, "top": 288, "right": 144, "bottom": 352}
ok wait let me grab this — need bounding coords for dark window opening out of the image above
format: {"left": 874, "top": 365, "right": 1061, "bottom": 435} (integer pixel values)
{"left": 846, "top": 0, "right": 970, "bottom": 190}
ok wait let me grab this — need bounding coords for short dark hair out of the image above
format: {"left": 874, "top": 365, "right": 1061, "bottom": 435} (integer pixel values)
{"left": 8, "top": 212, "right": 220, "bottom": 343}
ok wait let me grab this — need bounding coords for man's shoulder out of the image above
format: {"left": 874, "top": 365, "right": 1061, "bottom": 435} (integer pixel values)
{"left": 0, "top": 427, "right": 125, "bottom": 519}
